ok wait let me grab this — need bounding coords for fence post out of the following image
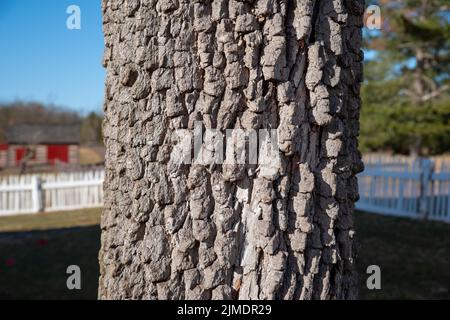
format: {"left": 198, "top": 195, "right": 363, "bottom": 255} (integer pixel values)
{"left": 418, "top": 159, "right": 434, "bottom": 220}
{"left": 31, "top": 176, "right": 43, "bottom": 213}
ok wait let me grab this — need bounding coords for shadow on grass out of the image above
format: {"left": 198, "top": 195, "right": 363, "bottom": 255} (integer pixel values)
{"left": 356, "top": 212, "right": 450, "bottom": 299}
{"left": 0, "top": 226, "right": 100, "bottom": 300}
{"left": 0, "top": 212, "right": 449, "bottom": 299}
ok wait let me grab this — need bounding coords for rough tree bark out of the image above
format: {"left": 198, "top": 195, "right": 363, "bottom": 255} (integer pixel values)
{"left": 99, "top": 0, "right": 364, "bottom": 300}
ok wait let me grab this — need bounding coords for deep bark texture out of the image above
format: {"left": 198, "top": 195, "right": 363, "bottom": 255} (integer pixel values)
{"left": 99, "top": 0, "right": 364, "bottom": 300}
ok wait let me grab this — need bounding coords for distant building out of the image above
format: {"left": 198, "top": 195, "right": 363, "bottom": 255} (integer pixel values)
{"left": 0, "top": 124, "right": 80, "bottom": 168}
{"left": 0, "top": 143, "right": 7, "bottom": 168}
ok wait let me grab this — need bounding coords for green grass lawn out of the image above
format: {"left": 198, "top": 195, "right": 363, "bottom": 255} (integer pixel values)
{"left": 0, "top": 209, "right": 449, "bottom": 299}
{"left": 356, "top": 212, "right": 450, "bottom": 299}
{"left": 0, "top": 209, "right": 102, "bottom": 300}
{"left": 0, "top": 208, "right": 101, "bottom": 233}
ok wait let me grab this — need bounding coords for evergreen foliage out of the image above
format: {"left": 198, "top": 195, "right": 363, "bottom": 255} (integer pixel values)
{"left": 361, "top": 0, "right": 450, "bottom": 155}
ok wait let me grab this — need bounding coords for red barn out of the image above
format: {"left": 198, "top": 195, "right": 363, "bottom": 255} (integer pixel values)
{"left": 0, "top": 143, "right": 7, "bottom": 168}
{"left": 0, "top": 124, "right": 80, "bottom": 168}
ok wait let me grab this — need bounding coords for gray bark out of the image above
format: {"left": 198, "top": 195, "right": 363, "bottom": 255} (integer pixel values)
{"left": 99, "top": 0, "right": 364, "bottom": 300}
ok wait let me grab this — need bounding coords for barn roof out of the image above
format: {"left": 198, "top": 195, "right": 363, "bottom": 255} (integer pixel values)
{"left": 6, "top": 124, "right": 80, "bottom": 145}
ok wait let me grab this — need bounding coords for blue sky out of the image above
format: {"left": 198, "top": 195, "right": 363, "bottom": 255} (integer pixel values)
{"left": 0, "top": 0, "right": 105, "bottom": 115}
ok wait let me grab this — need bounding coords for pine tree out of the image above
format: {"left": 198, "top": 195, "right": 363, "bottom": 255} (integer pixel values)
{"left": 361, "top": 0, "right": 450, "bottom": 155}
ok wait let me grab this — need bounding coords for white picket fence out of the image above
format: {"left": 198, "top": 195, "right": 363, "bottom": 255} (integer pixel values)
{"left": 357, "top": 156, "right": 450, "bottom": 223}
{"left": 0, "top": 169, "right": 104, "bottom": 216}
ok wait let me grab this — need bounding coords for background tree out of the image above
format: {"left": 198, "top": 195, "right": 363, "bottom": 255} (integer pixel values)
{"left": 0, "top": 102, "right": 81, "bottom": 142}
{"left": 0, "top": 102, "right": 104, "bottom": 146}
{"left": 80, "top": 112, "right": 103, "bottom": 145}
{"left": 99, "top": 0, "right": 364, "bottom": 300}
{"left": 361, "top": 0, "right": 450, "bottom": 155}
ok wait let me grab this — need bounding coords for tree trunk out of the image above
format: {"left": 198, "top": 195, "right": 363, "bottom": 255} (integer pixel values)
{"left": 99, "top": 0, "right": 364, "bottom": 300}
